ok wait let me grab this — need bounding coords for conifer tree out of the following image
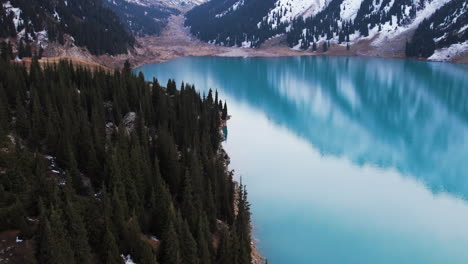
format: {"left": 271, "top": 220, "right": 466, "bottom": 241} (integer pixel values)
{"left": 180, "top": 220, "right": 199, "bottom": 264}
{"left": 103, "top": 226, "right": 121, "bottom": 264}
{"left": 161, "top": 221, "right": 182, "bottom": 264}
{"left": 63, "top": 191, "right": 93, "bottom": 264}
{"left": 217, "top": 227, "right": 233, "bottom": 264}
{"left": 48, "top": 207, "right": 76, "bottom": 264}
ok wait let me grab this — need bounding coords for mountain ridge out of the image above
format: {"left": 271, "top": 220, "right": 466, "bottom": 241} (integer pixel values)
{"left": 185, "top": 0, "right": 468, "bottom": 60}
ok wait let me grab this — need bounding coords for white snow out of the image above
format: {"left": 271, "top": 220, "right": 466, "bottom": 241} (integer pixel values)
{"left": 53, "top": 10, "right": 61, "bottom": 22}
{"left": 241, "top": 40, "right": 252, "bottom": 48}
{"left": 121, "top": 254, "right": 136, "bottom": 264}
{"left": 265, "top": 0, "right": 331, "bottom": 29}
{"left": 428, "top": 41, "right": 468, "bottom": 62}
{"left": 3, "top": 1, "right": 23, "bottom": 31}
{"left": 215, "top": 0, "right": 244, "bottom": 18}
{"left": 37, "top": 30, "right": 49, "bottom": 44}
{"left": 124, "top": 0, "right": 149, "bottom": 6}
{"left": 458, "top": 24, "right": 468, "bottom": 34}
{"left": 371, "top": 0, "right": 453, "bottom": 47}
{"left": 340, "top": 0, "right": 364, "bottom": 20}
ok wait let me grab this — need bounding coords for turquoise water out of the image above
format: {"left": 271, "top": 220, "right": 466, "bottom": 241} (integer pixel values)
{"left": 136, "top": 56, "right": 468, "bottom": 264}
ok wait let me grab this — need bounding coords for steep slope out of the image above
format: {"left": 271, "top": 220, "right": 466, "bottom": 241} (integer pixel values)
{"left": 123, "top": 0, "right": 208, "bottom": 10}
{"left": 185, "top": 0, "right": 279, "bottom": 47}
{"left": 185, "top": 0, "right": 467, "bottom": 59}
{"left": 104, "top": 0, "right": 180, "bottom": 36}
{"left": 407, "top": 0, "right": 467, "bottom": 60}
{"left": 0, "top": 0, "right": 134, "bottom": 55}
{"left": 0, "top": 56, "right": 254, "bottom": 264}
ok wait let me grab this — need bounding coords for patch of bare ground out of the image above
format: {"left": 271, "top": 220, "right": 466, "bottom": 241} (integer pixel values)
{"left": 40, "top": 13, "right": 466, "bottom": 70}
{"left": 451, "top": 51, "right": 468, "bottom": 64}
{"left": 0, "top": 230, "right": 36, "bottom": 264}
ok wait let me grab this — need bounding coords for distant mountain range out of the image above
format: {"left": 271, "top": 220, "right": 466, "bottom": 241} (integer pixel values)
{"left": 185, "top": 0, "right": 468, "bottom": 60}
{"left": 1, "top": 0, "right": 465, "bottom": 61}
{"left": 104, "top": 0, "right": 180, "bottom": 36}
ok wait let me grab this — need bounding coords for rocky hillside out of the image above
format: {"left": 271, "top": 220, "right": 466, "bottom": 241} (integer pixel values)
{"left": 185, "top": 0, "right": 468, "bottom": 60}
{"left": 0, "top": 0, "right": 134, "bottom": 56}
{"left": 104, "top": 0, "right": 180, "bottom": 37}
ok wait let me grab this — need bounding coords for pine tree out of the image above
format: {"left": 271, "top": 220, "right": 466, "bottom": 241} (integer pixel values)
{"left": 196, "top": 214, "right": 212, "bottom": 264}
{"left": 102, "top": 227, "right": 121, "bottom": 264}
{"left": 48, "top": 207, "right": 76, "bottom": 264}
{"left": 63, "top": 187, "right": 93, "bottom": 263}
{"left": 180, "top": 220, "right": 199, "bottom": 264}
{"left": 222, "top": 101, "right": 228, "bottom": 120}
{"left": 161, "top": 221, "right": 182, "bottom": 264}
{"left": 322, "top": 42, "right": 328, "bottom": 52}
{"left": 15, "top": 94, "right": 29, "bottom": 138}
{"left": 217, "top": 227, "right": 233, "bottom": 264}
{"left": 0, "top": 84, "right": 8, "bottom": 141}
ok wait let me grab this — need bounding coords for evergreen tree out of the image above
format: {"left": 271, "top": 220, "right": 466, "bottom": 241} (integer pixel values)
{"left": 63, "top": 188, "right": 92, "bottom": 263}
{"left": 180, "top": 220, "right": 199, "bottom": 264}
{"left": 102, "top": 227, "right": 121, "bottom": 264}
{"left": 217, "top": 227, "right": 233, "bottom": 264}
{"left": 161, "top": 221, "right": 182, "bottom": 264}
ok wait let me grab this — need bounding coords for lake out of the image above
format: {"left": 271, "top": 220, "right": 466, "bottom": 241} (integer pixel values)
{"left": 136, "top": 56, "right": 468, "bottom": 264}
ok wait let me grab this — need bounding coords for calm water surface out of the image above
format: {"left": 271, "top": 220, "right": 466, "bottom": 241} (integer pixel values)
{"left": 136, "top": 56, "right": 468, "bottom": 264}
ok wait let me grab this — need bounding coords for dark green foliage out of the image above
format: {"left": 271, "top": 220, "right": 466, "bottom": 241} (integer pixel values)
{"left": 0, "top": 0, "right": 134, "bottom": 55}
{"left": 0, "top": 57, "right": 251, "bottom": 264}
{"left": 185, "top": 0, "right": 280, "bottom": 47}
{"left": 104, "top": 0, "right": 179, "bottom": 37}
{"left": 406, "top": 0, "right": 467, "bottom": 58}
{"left": 161, "top": 221, "right": 182, "bottom": 264}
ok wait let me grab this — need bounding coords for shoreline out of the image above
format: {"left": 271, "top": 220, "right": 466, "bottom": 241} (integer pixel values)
{"left": 39, "top": 15, "right": 467, "bottom": 70}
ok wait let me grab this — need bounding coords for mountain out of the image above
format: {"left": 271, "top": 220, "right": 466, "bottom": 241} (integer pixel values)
{"left": 0, "top": 0, "right": 134, "bottom": 55}
{"left": 122, "top": 0, "right": 208, "bottom": 9}
{"left": 104, "top": 0, "right": 180, "bottom": 36}
{"left": 185, "top": 0, "right": 468, "bottom": 59}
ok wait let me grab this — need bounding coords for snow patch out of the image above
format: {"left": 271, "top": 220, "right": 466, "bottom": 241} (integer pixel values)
{"left": 428, "top": 41, "right": 468, "bottom": 61}
{"left": 121, "top": 254, "right": 136, "bottom": 264}
{"left": 215, "top": 0, "right": 244, "bottom": 18}
{"left": 265, "top": 0, "right": 331, "bottom": 29}
{"left": 340, "top": 0, "right": 364, "bottom": 20}
{"left": 3, "top": 1, "right": 23, "bottom": 31}
{"left": 372, "top": 0, "right": 453, "bottom": 47}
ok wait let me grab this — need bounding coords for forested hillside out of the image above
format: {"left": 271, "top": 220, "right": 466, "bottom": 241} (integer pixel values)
{"left": 0, "top": 53, "right": 252, "bottom": 263}
{"left": 185, "top": 0, "right": 279, "bottom": 47}
{"left": 406, "top": 0, "right": 467, "bottom": 58}
{"left": 185, "top": 0, "right": 468, "bottom": 59}
{"left": 104, "top": 0, "right": 180, "bottom": 37}
{"left": 0, "top": 0, "right": 134, "bottom": 55}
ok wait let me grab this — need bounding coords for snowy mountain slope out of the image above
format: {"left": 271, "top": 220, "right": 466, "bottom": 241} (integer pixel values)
{"left": 125, "top": 0, "right": 208, "bottom": 9}
{"left": 185, "top": 0, "right": 467, "bottom": 59}
{"left": 407, "top": 0, "right": 467, "bottom": 59}
{"left": 105, "top": 0, "right": 180, "bottom": 36}
{"left": 264, "top": 0, "right": 331, "bottom": 28}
